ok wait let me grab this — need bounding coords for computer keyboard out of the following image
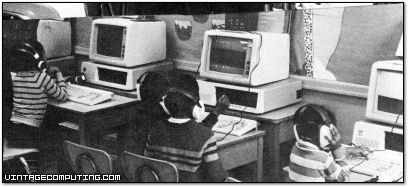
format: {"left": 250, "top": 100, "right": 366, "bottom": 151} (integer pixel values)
{"left": 66, "top": 84, "right": 114, "bottom": 106}
{"left": 212, "top": 114, "right": 258, "bottom": 136}
{"left": 346, "top": 150, "right": 403, "bottom": 182}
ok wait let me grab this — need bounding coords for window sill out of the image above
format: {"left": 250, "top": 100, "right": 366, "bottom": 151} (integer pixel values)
{"left": 289, "top": 75, "right": 368, "bottom": 98}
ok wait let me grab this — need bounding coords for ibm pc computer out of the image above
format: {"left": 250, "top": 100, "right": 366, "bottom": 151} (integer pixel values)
{"left": 198, "top": 30, "right": 302, "bottom": 114}
{"left": 347, "top": 57, "right": 403, "bottom": 182}
{"left": 81, "top": 17, "right": 172, "bottom": 91}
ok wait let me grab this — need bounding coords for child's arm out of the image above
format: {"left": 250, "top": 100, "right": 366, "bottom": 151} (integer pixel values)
{"left": 202, "top": 95, "right": 230, "bottom": 128}
{"left": 202, "top": 135, "right": 227, "bottom": 182}
{"left": 42, "top": 69, "right": 67, "bottom": 101}
{"left": 323, "top": 155, "right": 350, "bottom": 182}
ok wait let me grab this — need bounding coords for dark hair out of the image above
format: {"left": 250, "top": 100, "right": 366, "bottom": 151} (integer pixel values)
{"left": 170, "top": 73, "right": 199, "bottom": 100}
{"left": 9, "top": 40, "right": 46, "bottom": 72}
{"left": 295, "top": 106, "right": 336, "bottom": 145}
{"left": 140, "top": 72, "right": 170, "bottom": 102}
{"left": 164, "top": 73, "right": 199, "bottom": 118}
{"left": 164, "top": 92, "right": 196, "bottom": 118}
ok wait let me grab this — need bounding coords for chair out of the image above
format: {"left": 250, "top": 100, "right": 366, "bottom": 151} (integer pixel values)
{"left": 121, "top": 151, "right": 178, "bottom": 182}
{"left": 225, "top": 177, "right": 241, "bottom": 182}
{"left": 63, "top": 140, "right": 113, "bottom": 174}
{"left": 3, "top": 139, "right": 39, "bottom": 176}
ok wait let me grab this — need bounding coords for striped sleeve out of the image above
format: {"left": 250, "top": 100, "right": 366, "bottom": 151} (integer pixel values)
{"left": 203, "top": 135, "right": 219, "bottom": 162}
{"left": 42, "top": 72, "right": 67, "bottom": 101}
{"left": 323, "top": 156, "right": 349, "bottom": 182}
{"left": 202, "top": 134, "right": 227, "bottom": 182}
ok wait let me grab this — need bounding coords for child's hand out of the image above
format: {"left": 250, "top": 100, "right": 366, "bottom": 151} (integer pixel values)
{"left": 346, "top": 146, "right": 372, "bottom": 158}
{"left": 215, "top": 95, "right": 230, "bottom": 114}
{"left": 325, "top": 124, "right": 341, "bottom": 150}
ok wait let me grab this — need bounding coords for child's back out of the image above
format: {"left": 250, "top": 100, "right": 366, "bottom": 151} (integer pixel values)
{"left": 11, "top": 70, "right": 67, "bottom": 127}
{"left": 146, "top": 119, "right": 225, "bottom": 182}
{"left": 144, "top": 73, "right": 227, "bottom": 182}
{"left": 7, "top": 41, "right": 67, "bottom": 149}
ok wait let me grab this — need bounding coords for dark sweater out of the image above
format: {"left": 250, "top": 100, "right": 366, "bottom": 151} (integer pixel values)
{"left": 145, "top": 119, "right": 227, "bottom": 182}
{"left": 124, "top": 99, "right": 219, "bottom": 155}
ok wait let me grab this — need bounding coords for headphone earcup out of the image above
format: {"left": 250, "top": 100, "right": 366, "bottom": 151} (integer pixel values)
{"left": 135, "top": 83, "right": 142, "bottom": 101}
{"left": 192, "top": 100, "right": 206, "bottom": 122}
{"left": 319, "top": 125, "right": 331, "bottom": 150}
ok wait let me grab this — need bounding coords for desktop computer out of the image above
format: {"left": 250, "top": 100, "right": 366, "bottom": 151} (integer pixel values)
{"left": 197, "top": 30, "right": 300, "bottom": 114}
{"left": 346, "top": 120, "right": 403, "bottom": 182}
{"left": 81, "top": 17, "right": 170, "bottom": 91}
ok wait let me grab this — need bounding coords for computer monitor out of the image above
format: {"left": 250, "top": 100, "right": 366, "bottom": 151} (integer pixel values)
{"left": 199, "top": 30, "right": 289, "bottom": 86}
{"left": 89, "top": 18, "right": 166, "bottom": 68}
{"left": 366, "top": 60, "right": 403, "bottom": 126}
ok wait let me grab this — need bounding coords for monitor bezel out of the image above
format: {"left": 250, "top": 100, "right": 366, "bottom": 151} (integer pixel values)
{"left": 200, "top": 30, "right": 262, "bottom": 84}
{"left": 366, "top": 61, "right": 403, "bottom": 126}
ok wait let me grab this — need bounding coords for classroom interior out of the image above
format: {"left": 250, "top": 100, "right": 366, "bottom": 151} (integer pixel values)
{"left": 2, "top": 2, "right": 404, "bottom": 183}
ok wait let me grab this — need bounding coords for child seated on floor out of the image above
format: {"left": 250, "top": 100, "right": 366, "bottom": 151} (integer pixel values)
{"left": 144, "top": 73, "right": 228, "bottom": 182}
{"left": 288, "top": 104, "right": 371, "bottom": 182}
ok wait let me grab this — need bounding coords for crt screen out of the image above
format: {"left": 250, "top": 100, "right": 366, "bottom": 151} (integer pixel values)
{"left": 209, "top": 36, "right": 251, "bottom": 75}
{"left": 216, "top": 87, "right": 257, "bottom": 108}
{"left": 96, "top": 24, "right": 125, "bottom": 58}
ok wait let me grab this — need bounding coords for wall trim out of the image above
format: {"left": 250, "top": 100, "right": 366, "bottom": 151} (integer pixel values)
{"left": 289, "top": 75, "right": 368, "bottom": 98}
{"left": 74, "top": 45, "right": 89, "bottom": 56}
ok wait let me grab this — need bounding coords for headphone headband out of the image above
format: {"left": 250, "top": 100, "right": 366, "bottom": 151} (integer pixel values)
{"left": 293, "top": 104, "right": 334, "bottom": 126}
{"left": 137, "top": 71, "right": 150, "bottom": 84}
{"left": 14, "top": 41, "right": 46, "bottom": 70}
{"left": 167, "top": 87, "right": 201, "bottom": 108}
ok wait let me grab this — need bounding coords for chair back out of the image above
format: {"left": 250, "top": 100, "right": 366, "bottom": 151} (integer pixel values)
{"left": 121, "top": 151, "right": 178, "bottom": 182}
{"left": 63, "top": 141, "right": 113, "bottom": 174}
{"left": 225, "top": 177, "right": 241, "bottom": 182}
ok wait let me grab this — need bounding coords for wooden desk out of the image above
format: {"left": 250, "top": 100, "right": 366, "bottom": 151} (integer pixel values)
{"left": 207, "top": 102, "right": 307, "bottom": 182}
{"left": 48, "top": 95, "right": 138, "bottom": 146}
{"left": 215, "top": 130, "right": 265, "bottom": 182}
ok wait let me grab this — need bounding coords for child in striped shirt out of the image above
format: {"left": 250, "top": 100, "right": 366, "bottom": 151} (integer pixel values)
{"left": 145, "top": 74, "right": 227, "bottom": 182}
{"left": 6, "top": 41, "right": 67, "bottom": 149}
{"left": 288, "top": 105, "right": 370, "bottom": 182}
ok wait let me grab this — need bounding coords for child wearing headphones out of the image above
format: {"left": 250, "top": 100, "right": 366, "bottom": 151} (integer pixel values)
{"left": 6, "top": 40, "right": 67, "bottom": 149}
{"left": 288, "top": 104, "right": 371, "bottom": 182}
{"left": 144, "top": 73, "right": 227, "bottom": 182}
{"left": 123, "top": 71, "right": 171, "bottom": 154}
{"left": 124, "top": 71, "right": 230, "bottom": 155}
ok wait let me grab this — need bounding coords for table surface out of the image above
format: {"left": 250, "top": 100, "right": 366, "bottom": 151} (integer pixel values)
{"left": 215, "top": 130, "right": 265, "bottom": 149}
{"left": 208, "top": 102, "right": 307, "bottom": 124}
{"left": 48, "top": 94, "right": 138, "bottom": 114}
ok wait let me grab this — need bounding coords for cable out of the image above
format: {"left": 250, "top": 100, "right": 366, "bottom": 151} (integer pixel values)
{"left": 217, "top": 32, "right": 262, "bottom": 142}
{"left": 392, "top": 176, "right": 403, "bottom": 182}
{"left": 391, "top": 109, "right": 403, "bottom": 133}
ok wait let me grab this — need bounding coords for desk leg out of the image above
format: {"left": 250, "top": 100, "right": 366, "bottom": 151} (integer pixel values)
{"left": 257, "top": 137, "right": 263, "bottom": 182}
{"left": 260, "top": 123, "right": 281, "bottom": 182}
{"left": 78, "top": 115, "right": 88, "bottom": 146}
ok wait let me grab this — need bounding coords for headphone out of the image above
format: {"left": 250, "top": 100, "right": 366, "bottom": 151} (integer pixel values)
{"left": 159, "top": 87, "right": 206, "bottom": 122}
{"left": 293, "top": 104, "right": 336, "bottom": 150}
{"left": 14, "top": 42, "right": 47, "bottom": 71}
{"left": 135, "top": 71, "right": 169, "bottom": 101}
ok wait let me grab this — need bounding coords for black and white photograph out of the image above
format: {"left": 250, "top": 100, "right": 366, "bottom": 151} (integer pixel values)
{"left": 1, "top": 2, "right": 404, "bottom": 183}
